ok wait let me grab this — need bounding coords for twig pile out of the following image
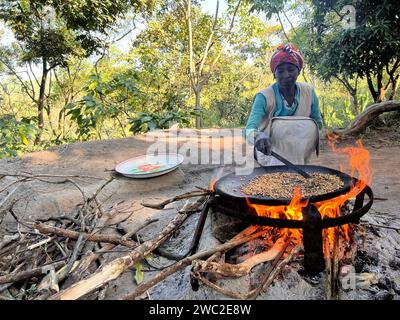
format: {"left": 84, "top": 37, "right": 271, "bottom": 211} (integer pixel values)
{"left": 0, "top": 173, "right": 211, "bottom": 300}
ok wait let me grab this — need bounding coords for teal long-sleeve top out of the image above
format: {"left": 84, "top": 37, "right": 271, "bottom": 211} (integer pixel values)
{"left": 244, "top": 82, "right": 323, "bottom": 144}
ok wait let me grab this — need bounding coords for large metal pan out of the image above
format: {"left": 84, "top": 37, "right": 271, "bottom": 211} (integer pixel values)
{"left": 213, "top": 165, "right": 356, "bottom": 206}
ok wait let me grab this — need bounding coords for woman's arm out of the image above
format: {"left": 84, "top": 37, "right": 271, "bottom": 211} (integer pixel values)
{"left": 243, "top": 93, "right": 268, "bottom": 144}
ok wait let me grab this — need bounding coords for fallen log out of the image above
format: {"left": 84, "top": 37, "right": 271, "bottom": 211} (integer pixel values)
{"left": 333, "top": 100, "right": 400, "bottom": 136}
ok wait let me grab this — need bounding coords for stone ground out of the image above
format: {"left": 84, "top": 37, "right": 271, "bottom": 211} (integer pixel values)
{"left": 0, "top": 127, "right": 399, "bottom": 300}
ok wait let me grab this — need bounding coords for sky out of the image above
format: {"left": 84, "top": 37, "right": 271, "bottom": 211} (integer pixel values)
{"left": 202, "top": 0, "right": 229, "bottom": 15}
{"left": 0, "top": 0, "right": 295, "bottom": 79}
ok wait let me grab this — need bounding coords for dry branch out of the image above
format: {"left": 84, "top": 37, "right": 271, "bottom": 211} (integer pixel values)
{"left": 333, "top": 100, "right": 400, "bottom": 136}
{"left": 324, "top": 231, "right": 332, "bottom": 300}
{"left": 34, "top": 223, "right": 138, "bottom": 248}
{"left": 331, "top": 228, "right": 339, "bottom": 300}
{"left": 0, "top": 234, "right": 20, "bottom": 251}
{"left": 192, "top": 243, "right": 301, "bottom": 300}
{"left": 192, "top": 237, "right": 286, "bottom": 277}
{"left": 141, "top": 190, "right": 210, "bottom": 209}
{"left": 121, "top": 228, "right": 272, "bottom": 300}
{"left": 47, "top": 197, "right": 207, "bottom": 300}
{"left": 121, "top": 218, "right": 158, "bottom": 240}
{"left": 0, "top": 172, "right": 105, "bottom": 180}
{"left": 0, "top": 261, "right": 66, "bottom": 285}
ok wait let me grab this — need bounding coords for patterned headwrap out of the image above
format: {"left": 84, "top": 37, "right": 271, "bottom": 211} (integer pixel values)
{"left": 270, "top": 44, "right": 304, "bottom": 73}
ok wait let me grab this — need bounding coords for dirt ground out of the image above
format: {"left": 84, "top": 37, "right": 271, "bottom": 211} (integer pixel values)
{"left": 0, "top": 126, "right": 399, "bottom": 300}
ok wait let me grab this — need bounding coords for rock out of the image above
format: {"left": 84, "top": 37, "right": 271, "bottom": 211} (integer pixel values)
{"left": 377, "top": 277, "right": 393, "bottom": 291}
{"left": 210, "top": 210, "right": 249, "bottom": 243}
{"left": 374, "top": 290, "right": 393, "bottom": 300}
{"left": 157, "top": 214, "right": 198, "bottom": 260}
{"left": 389, "top": 257, "right": 400, "bottom": 269}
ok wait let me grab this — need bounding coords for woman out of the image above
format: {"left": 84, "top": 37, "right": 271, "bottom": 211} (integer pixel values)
{"left": 244, "top": 44, "right": 323, "bottom": 165}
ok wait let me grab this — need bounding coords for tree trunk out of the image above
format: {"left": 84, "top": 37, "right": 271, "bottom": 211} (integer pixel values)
{"left": 350, "top": 90, "right": 359, "bottom": 116}
{"left": 35, "top": 58, "right": 48, "bottom": 145}
{"left": 333, "top": 100, "right": 400, "bottom": 136}
{"left": 376, "top": 69, "right": 385, "bottom": 103}
{"left": 335, "top": 75, "right": 359, "bottom": 116}
{"left": 376, "top": 88, "right": 386, "bottom": 103}
{"left": 389, "top": 75, "right": 400, "bottom": 100}
{"left": 366, "top": 73, "right": 378, "bottom": 103}
{"left": 195, "top": 89, "right": 202, "bottom": 129}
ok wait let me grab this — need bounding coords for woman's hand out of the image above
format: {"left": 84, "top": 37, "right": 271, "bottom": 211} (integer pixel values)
{"left": 255, "top": 132, "right": 272, "bottom": 155}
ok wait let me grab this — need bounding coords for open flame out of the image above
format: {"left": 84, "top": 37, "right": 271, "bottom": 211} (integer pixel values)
{"left": 245, "top": 139, "right": 373, "bottom": 245}
{"left": 209, "top": 167, "right": 225, "bottom": 192}
{"left": 246, "top": 188, "right": 308, "bottom": 241}
{"left": 316, "top": 138, "right": 372, "bottom": 244}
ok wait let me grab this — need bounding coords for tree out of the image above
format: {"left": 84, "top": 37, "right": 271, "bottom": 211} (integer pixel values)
{"left": 305, "top": 0, "right": 400, "bottom": 103}
{"left": 129, "top": 0, "right": 269, "bottom": 129}
{"left": 185, "top": 0, "right": 242, "bottom": 128}
{"left": 0, "top": 0, "right": 151, "bottom": 143}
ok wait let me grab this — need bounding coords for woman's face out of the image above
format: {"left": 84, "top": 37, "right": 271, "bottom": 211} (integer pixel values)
{"left": 274, "top": 62, "right": 299, "bottom": 88}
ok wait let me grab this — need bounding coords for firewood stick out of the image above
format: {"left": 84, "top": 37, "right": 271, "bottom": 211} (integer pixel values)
{"left": 324, "top": 231, "right": 332, "bottom": 300}
{"left": 190, "top": 239, "right": 290, "bottom": 300}
{"left": 205, "top": 226, "right": 261, "bottom": 263}
{"left": 121, "top": 218, "right": 159, "bottom": 240}
{"left": 0, "top": 186, "right": 19, "bottom": 209}
{"left": 345, "top": 226, "right": 358, "bottom": 265}
{"left": 331, "top": 227, "right": 340, "bottom": 300}
{"left": 141, "top": 190, "right": 210, "bottom": 209}
{"left": 254, "top": 244, "right": 301, "bottom": 295}
{"left": 192, "top": 272, "right": 248, "bottom": 300}
{"left": 121, "top": 229, "right": 270, "bottom": 300}
{"left": 0, "top": 234, "right": 20, "bottom": 251}
{"left": 47, "top": 197, "right": 207, "bottom": 300}
{"left": 34, "top": 223, "right": 138, "bottom": 248}
{"left": 192, "top": 243, "right": 301, "bottom": 300}
{"left": 27, "top": 236, "right": 54, "bottom": 250}
{"left": 0, "top": 172, "right": 105, "bottom": 180}
{"left": 0, "top": 260, "right": 66, "bottom": 285}
{"left": 192, "top": 237, "right": 286, "bottom": 277}
{"left": 37, "top": 261, "right": 80, "bottom": 292}
{"left": 249, "top": 240, "right": 290, "bottom": 299}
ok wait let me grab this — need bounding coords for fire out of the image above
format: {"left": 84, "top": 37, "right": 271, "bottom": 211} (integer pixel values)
{"left": 245, "top": 139, "right": 373, "bottom": 246}
{"left": 316, "top": 139, "right": 372, "bottom": 245}
{"left": 246, "top": 188, "right": 308, "bottom": 241}
{"left": 209, "top": 167, "right": 225, "bottom": 192}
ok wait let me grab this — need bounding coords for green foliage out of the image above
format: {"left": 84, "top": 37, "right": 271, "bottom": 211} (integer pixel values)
{"left": 134, "top": 261, "right": 144, "bottom": 284}
{"left": 0, "top": 0, "right": 151, "bottom": 65}
{"left": 0, "top": 115, "right": 37, "bottom": 158}
{"left": 1, "top": 0, "right": 387, "bottom": 160}
{"left": 296, "top": 0, "right": 400, "bottom": 102}
{"left": 249, "top": 0, "right": 288, "bottom": 18}
{"left": 129, "top": 109, "right": 194, "bottom": 134}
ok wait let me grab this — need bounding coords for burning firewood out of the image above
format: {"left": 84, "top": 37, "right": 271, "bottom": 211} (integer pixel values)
{"left": 121, "top": 227, "right": 272, "bottom": 300}
{"left": 192, "top": 237, "right": 286, "bottom": 277}
{"left": 192, "top": 243, "right": 301, "bottom": 300}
